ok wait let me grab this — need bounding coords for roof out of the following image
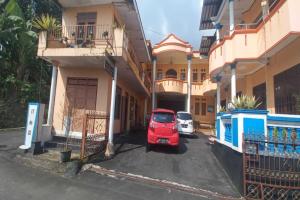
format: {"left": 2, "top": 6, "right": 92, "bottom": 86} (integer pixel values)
{"left": 199, "top": 35, "right": 216, "bottom": 56}
{"left": 152, "top": 108, "right": 175, "bottom": 114}
{"left": 154, "top": 34, "right": 191, "bottom": 48}
{"left": 200, "top": 0, "right": 223, "bottom": 30}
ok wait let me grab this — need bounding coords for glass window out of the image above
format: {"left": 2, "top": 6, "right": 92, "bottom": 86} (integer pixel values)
{"left": 274, "top": 64, "right": 300, "bottom": 114}
{"left": 153, "top": 112, "right": 175, "bottom": 123}
{"left": 200, "top": 68, "right": 206, "bottom": 82}
{"left": 156, "top": 69, "right": 163, "bottom": 80}
{"left": 177, "top": 113, "right": 192, "bottom": 120}
{"left": 166, "top": 69, "right": 177, "bottom": 79}
{"left": 193, "top": 69, "right": 198, "bottom": 82}
{"left": 253, "top": 83, "right": 266, "bottom": 110}
{"left": 180, "top": 69, "right": 186, "bottom": 81}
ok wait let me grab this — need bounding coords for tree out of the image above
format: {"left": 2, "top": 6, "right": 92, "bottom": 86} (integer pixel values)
{"left": 0, "top": 0, "right": 61, "bottom": 128}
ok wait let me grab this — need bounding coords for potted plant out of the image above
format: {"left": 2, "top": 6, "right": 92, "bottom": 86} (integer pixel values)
{"left": 282, "top": 128, "right": 287, "bottom": 150}
{"left": 32, "top": 14, "right": 64, "bottom": 48}
{"left": 291, "top": 128, "right": 297, "bottom": 151}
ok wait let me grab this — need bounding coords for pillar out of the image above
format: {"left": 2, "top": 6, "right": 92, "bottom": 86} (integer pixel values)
{"left": 105, "top": 67, "right": 118, "bottom": 157}
{"left": 261, "top": 0, "right": 269, "bottom": 19}
{"left": 214, "top": 23, "right": 223, "bottom": 44}
{"left": 229, "top": 0, "right": 235, "bottom": 34}
{"left": 216, "top": 76, "right": 222, "bottom": 112}
{"left": 152, "top": 57, "right": 157, "bottom": 110}
{"left": 187, "top": 55, "right": 192, "bottom": 113}
{"left": 230, "top": 63, "right": 236, "bottom": 103}
{"left": 47, "top": 65, "right": 58, "bottom": 125}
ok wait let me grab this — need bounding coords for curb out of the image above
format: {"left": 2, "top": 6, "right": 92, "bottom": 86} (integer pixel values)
{"left": 85, "top": 164, "right": 244, "bottom": 200}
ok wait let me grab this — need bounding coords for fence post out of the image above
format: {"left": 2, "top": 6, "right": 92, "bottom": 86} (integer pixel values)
{"left": 80, "top": 114, "right": 87, "bottom": 159}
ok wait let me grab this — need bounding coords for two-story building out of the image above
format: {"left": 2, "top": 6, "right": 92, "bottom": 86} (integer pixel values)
{"left": 149, "top": 34, "right": 217, "bottom": 127}
{"left": 38, "top": 0, "right": 151, "bottom": 155}
{"left": 200, "top": 0, "right": 300, "bottom": 114}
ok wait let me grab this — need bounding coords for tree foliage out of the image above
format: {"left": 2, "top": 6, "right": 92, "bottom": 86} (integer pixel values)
{"left": 0, "top": 0, "right": 61, "bottom": 128}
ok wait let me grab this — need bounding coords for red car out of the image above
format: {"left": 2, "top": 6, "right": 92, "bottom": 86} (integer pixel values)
{"left": 146, "top": 109, "right": 179, "bottom": 152}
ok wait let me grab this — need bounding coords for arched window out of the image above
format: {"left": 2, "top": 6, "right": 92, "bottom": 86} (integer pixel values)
{"left": 166, "top": 69, "right": 177, "bottom": 79}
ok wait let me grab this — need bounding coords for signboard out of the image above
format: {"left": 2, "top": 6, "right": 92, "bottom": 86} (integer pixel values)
{"left": 19, "top": 103, "right": 40, "bottom": 150}
{"left": 104, "top": 51, "right": 115, "bottom": 77}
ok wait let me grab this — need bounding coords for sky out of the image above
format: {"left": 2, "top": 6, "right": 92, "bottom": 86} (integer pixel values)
{"left": 136, "top": 0, "right": 213, "bottom": 49}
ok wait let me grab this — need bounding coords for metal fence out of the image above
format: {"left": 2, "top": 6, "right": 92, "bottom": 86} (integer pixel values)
{"left": 243, "top": 134, "right": 300, "bottom": 200}
{"left": 80, "top": 112, "right": 109, "bottom": 159}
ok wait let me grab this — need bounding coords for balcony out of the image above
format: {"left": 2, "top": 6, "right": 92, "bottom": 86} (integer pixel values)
{"left": 37, "top": 24, "right": 150, "bottom": 96}
{"left": 192, "top": 79, "right": 217, "bottom": 96}
{"left": 155, "top": 78, "right": 185, "bottom": 94}
{"left": 209, "top": 0, "right": 300, "bottom": 77}
{"left": 155, "top": 78, "right": 216, "bottom": 96}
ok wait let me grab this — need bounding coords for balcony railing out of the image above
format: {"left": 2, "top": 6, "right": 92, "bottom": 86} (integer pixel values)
{"left": 47, "top": 24, "right": 113, "bottom": 48}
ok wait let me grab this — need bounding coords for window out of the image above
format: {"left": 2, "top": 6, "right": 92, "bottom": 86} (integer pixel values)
{"left": 200, "top": 68, "right": 206, "bottom": 82}
{"left": 180, "top": 69, "right": 186, "bottom": 81}
{"left": 166, "top": 69, "right": 177, "bottom": 79}
{"left": 76, "top": 13, "right": 97, "bottom": 45}
{"left": 253, "top": 83, "right": 266, "bottom": 110}
{"left": 192, "top": 69, "right": 198, "bottom": 82}
{"left": 177, "top": 113, "right": 192, "bottom": 120}
{"left": 114, "top": 87, "right": 122, "bottom": 119}
{"left": 274, "top": 64, "right": 300, "bottom": 114}
{"left": 156, "top": 69, "right": 163, "bottom": 80}
{"left": 153, "top": 112, "right": 175, "bottom": 123}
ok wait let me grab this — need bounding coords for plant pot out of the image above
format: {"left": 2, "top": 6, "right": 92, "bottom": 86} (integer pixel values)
{"left": 60, "top": 149, "right": 72, "bottom": 162}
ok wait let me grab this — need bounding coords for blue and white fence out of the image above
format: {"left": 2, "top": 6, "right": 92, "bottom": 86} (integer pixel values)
{"left": 216, "top": 110, "right": 300, "bottom": 153}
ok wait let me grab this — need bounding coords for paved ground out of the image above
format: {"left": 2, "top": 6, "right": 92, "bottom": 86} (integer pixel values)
{"left": 93, "top": 131, "right": 240, "bottom": 198}
{"left": 0, "top": 129, "right": 233, "bottom": 200}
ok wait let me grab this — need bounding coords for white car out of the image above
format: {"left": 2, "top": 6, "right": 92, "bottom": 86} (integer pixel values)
{"left": 176, "top": 111, "right": 194, "bottom": 135}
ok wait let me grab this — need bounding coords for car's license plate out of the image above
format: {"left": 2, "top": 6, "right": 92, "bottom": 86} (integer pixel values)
{"left": 158, "top": 138, "right": 168, "bottom": 144}
{"left": 182, "top": 124, "right": 188, "bottom": 128}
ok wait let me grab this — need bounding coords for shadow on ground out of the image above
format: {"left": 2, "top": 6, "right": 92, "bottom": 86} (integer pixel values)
{"left": 90, "top": 131, "right": 241, "bottom": 198}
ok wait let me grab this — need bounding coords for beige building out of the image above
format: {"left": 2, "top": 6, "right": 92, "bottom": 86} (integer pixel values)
{"left": 149, "top": 34, "right": 217, "bottom": 126}
{"left": 38, "top": 0, "right": 151, "bottom": 150}
{"left": 200, "top": 0, "right": 300, "bottom": 114}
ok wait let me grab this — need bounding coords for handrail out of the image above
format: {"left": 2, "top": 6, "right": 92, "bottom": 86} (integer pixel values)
{"left": 47, "top": 24, "right": 113, "bottom": 48}
{"left": 210, "top": 0, "right": 285, "bottom": 56}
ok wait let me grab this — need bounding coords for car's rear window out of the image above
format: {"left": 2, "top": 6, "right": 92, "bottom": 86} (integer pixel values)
{"left": 153, "top": 112, "right": 175, "bottom": 123}
{"left": 177, "top": 113, "right": 192, "bottom": 120}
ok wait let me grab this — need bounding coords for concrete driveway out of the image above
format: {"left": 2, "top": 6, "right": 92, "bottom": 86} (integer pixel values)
{"left": 93, "top": 131, "right": 241, "bottom": 198}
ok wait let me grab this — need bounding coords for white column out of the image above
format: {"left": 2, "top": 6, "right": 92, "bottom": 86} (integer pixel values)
{"left": 214, "top": 23, "right": 223, "bottom": 44}
{"left": 230, "top": 63, "right": 236, "bottom": 102}
{"left": 216, "top": 79, "right": 221, "bottom": 113}
{"left": 152, "top": 57, "right": 157, "bottom": 110}
{"left": 47, "top": 65, "right": 58, "bottom": 125}
{"left": 187, "top": 55, "right": 192, "bottom": 113}
{"left": 108, "top": 67, "right": 118, "bottom": 145}
{"left": 261, "top": 0, "right": 269, "bottom": 19}
{"left": 229, "top": 0, "right": 235, "bottom": 34}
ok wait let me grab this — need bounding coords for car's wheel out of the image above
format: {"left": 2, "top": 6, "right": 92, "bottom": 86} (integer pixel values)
{"left": 175, "top": 145, "right": 180, "bottom": 153}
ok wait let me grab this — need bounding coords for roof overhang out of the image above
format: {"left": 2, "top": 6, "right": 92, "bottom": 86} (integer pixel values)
{"left": 57, "top": 0, "right": 124, "bottom": 7}
{"left": 114, "top": 0, "right": 151, "bottom": 63}
{"left": 200, "top": 34, "right": 216, "bottom": 56}
{"left": 199, "top": 0, "right": 223, "bottom": 30}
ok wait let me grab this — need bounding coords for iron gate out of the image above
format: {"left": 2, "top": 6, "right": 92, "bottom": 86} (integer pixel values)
{"left": 80, "top": 112, "right": 109, "bottom": 159}
{"left": 243, "top": 133, "right": 300, "bottom": 200}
